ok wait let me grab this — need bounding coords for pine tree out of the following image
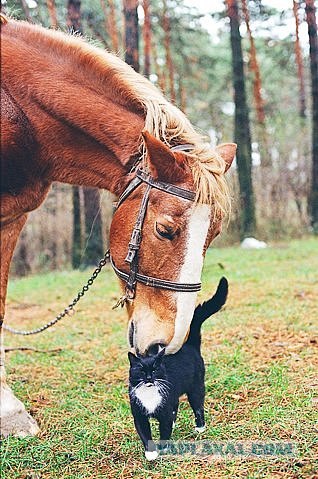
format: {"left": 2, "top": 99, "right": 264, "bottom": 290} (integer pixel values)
{"left": 293, "top": 0, "right": 306, "bottom": 118}
{"left": 67, "top": 0, "right": 104, "bottom": 266}
{"left": 162, "top": 0, "right": 175, "bottom": 102}
{"left": 47, "top": 0, "right": 57, "bottom": 29}
{"left": 227, "top": 0, "right": 256, "bottom": 237}
{"left": 100, "top": 0, "right": 120, "bottom": 52}
{"left": 143, "top": 0, "right": 151, "bottom": 78}
{"left": 123, "top": 0, "right": 139, "bottom": 72}
{"left": 305, "top": 0, "right": 318, "bottom": 232}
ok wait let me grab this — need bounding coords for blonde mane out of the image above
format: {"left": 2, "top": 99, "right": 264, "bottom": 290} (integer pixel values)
{"left": 6, "top": 18, "right": 230, "bottom": 217}
{"left": 96, "top": 48, "right": 231, "bottom": 217}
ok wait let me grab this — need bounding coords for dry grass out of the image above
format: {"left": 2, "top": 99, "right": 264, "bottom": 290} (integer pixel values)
{"left": 1, "top": 238, "right": 318, "bottom": 478}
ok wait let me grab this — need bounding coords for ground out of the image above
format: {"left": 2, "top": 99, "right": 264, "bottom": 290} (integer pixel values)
{"left": 1, "top": 238, "right": 318, "bottom": 479}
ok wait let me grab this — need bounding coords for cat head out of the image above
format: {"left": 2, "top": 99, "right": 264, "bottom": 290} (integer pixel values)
{"left": 128, "top": 348, "right": 166, "bottom": 388}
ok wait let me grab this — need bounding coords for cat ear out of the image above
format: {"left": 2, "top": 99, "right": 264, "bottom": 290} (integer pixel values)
{"left": 128, "top": 351, "right": 139, "bottom": 366}
{"left": 154, "top": 348, "right": 165, "bottom": 366}
{"left": 157, "top": 347, "right": 166, "bottom": 358}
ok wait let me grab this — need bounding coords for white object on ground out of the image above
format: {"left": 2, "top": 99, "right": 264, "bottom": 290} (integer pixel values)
{"left": 241, "top": 237, "right": 267, "bottom": 249}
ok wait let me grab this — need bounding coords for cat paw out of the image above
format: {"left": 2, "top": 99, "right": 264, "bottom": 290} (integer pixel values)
{"left": 145, "top": 450, "right": 159, "bottom": 461}
{"left": 194, "top": 425, "right": 205, "bottom": 433}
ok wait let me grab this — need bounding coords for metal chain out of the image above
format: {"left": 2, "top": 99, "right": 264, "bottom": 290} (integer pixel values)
{"left": 3, "top": 250, "right": 111, "bottom": 336}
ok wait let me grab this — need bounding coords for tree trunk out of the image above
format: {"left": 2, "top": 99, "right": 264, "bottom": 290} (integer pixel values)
{"left": 123, "top": 0, "right": 139, "bottom": 72}
{"left": 162, "top": 0, "right": 176, "bottom": 102}
{"left": 241, "top": 0, "right": 270, "bottom": 169}
{"left": 143, "top": 0, "right": 151, "bottom": 78}
{"left": 72, "top": 186, "right": 82, "bottom": 268}
{"left": 227, "top": 0, "right": 256, "bottom": 237}
{"left": 152, "top": 39, "right": 166, "bottom": 92}
{"left": 100, "top": 0, "right": 119, "bottom": 52}
{"left": 20, "top": 0, "right": 31, "bottom": 21}
{"left": 67, "top": 0, "right": 104, "bottom": 264}
{"left": 68, "top": 0, "right": 83, "bottom": 268}
{"left": 305, "top": 0, "right": 318, "bottom": 232}
{"left": 86, "top": 12, "right": 110, "bottom": 49}
{"left": 293, "top": 0, "right": 306, "bottom": 118}
{"left": 46, "top": 0, "right": 57, "bottom": 29}
{"left": 241, "top": 0, "right": 265, "bottom": 124}
{"left": 14, "top": 227, "right": 31, "bottom": 276}
{"left": 67, "top": 0, "right": 82, "bottom": 33}
{"left": 83, "top": 187, "right": 104, "bottom": 266}
{"left": 179, "top": 75, "right": 186, "bottom": 112}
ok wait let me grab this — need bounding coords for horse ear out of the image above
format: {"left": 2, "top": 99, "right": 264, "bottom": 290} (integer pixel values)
{"left": 142, "top": 131, "right": 186, "bottom": 182}
{"left": 215, "top": 143, "right": 237, "bottom": 172}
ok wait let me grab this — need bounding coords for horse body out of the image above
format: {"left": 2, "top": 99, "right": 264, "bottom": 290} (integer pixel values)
{"left": 0, "top": 19, "right": 235, "bottom": 436}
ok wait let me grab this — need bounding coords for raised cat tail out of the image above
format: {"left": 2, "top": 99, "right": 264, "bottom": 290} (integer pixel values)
{"left": 186, "top": 277, "right": 228, "bottom": 350}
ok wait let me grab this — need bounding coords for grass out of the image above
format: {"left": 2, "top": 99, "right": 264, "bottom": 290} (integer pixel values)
{"left": 1, "top": 237, "right": 318, "bottom": 478}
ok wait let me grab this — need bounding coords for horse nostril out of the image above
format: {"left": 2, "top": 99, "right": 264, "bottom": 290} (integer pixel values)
{"left": 147, "top": 342, "right": 166, "bottom": 356}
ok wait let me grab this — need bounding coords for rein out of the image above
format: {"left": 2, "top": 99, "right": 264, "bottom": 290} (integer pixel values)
{"left": 4, "top": 143, "right": 199, "bottom": 335}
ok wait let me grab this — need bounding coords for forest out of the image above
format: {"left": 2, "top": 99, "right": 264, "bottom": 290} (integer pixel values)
{"left": 2, "top": 0, "right": 318, "bottom": 274}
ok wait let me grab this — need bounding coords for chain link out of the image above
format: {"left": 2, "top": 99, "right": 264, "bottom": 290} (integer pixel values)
{"left": 3, "top": 250, "right": 110, "bottom": 336}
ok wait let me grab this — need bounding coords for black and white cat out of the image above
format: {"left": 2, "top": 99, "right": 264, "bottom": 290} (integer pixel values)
{"left": 128, "top": 277, "right": 228, "bottom": 460}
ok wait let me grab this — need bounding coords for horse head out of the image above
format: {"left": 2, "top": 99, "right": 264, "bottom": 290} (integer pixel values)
{"left": 110, "top": 131, "right": 236, "bottom": 355}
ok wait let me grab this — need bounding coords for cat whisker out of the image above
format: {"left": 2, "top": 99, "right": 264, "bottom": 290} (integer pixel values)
{"left": 155, "top": 379, "right": 172, "bottom": 387}
{"left": 130, "top": 382, "right": 144, "bottom": 394}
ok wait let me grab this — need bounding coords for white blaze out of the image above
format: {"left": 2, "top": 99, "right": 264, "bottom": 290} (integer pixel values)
{"left": 165, "top": 204, "right": 210, "bottom": 354}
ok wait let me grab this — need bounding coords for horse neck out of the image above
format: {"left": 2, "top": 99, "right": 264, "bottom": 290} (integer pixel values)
{"left": 39, "top": 94, "right": 144, "bottom": 194}
{"left": 2, "top": 21, "right": 145, "bottom": 195}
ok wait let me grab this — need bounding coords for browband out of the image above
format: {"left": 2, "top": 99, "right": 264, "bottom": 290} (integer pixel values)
{"left": 136, "top": 169, "right": 196, "bottom": 202}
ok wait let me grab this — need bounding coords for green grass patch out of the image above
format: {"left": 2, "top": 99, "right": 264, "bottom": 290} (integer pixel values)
{"left": 1, "top": 238, "right": 318, "bottom": 478}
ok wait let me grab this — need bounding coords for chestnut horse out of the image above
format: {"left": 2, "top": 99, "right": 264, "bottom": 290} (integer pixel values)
{"left": 0, "top": 17, "right": 236, "bottom": 436}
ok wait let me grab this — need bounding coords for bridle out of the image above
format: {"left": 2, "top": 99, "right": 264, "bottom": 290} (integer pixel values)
{"left": 110, "top": 144, "right": 202, "bottom": 306}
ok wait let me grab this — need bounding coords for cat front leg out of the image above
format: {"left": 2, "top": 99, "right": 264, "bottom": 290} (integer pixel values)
{"left": 132, "top": 411, "right": 158, "bottom": 461}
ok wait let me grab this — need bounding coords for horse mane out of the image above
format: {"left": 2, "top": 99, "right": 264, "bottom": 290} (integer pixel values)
{"left": 4, "top": 18, "right": 230, "bottom": 217}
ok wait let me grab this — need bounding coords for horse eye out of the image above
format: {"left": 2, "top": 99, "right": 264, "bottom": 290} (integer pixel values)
{"left": 155, "top": 222, "right": 175, "bottom": 240}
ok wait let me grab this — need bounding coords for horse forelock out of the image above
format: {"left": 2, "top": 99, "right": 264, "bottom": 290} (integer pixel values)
{"left": 4, "top": 19, "right": 230, "bottom": 220}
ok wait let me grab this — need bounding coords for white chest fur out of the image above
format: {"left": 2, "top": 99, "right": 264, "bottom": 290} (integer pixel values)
{"left": 135, "top": 385, "right": 162, "bottom": 414}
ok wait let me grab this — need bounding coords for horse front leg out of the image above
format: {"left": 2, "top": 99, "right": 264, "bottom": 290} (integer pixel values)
{"left": 0, "top": 215, "right": 40, "bottom": 437}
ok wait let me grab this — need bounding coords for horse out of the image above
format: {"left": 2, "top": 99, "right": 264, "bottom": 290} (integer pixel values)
{"left": 0, "top": 17, "right": 236, "bottom": 437}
